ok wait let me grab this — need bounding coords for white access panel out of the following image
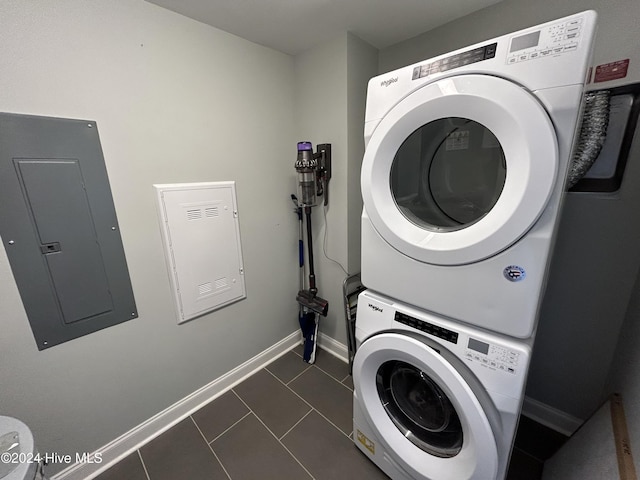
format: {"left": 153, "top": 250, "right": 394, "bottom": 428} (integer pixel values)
{"left": 154, "top": 182, "right": 246, "bottom": 324}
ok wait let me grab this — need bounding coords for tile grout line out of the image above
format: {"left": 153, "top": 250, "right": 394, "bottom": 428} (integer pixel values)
{"left": 307, "top": 358, "right": 352, "bottom": 387}
{"left": 232, "top": 387, "right": 316, "bottom": 480}
{"left": 264, "top": 366, "right": 354, "bottom": 439}
{"left": 266, "top": 363, "right": 311, "bottom": 386}
{"left": 290, "top": 347, "right": 349, "bottom": 384}
{"left": 136, "top": 450, "right": 152, "bottom": 480}
{"left": 263, "top": 368, "right": 315, "bottom": 410}
{"left": 206, "top": 389, "right": 251, "bottom": 444}
{"left": 189, "top": 416, "right": 233, "bottom": 480}
{"left": 310, "top": 364, "right": 354, "bottom": 392}
{"left": 279, "top": 409, "right": 314, "bottom": 441}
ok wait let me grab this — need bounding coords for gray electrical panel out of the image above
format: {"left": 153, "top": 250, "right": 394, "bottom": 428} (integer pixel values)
{"left": 0, "top": 113, "right": 137, "bottom": 350}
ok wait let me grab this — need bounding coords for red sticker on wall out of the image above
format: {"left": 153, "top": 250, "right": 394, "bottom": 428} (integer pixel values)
{"left": 594, "top": 59, "right": 630, "bottom": 83}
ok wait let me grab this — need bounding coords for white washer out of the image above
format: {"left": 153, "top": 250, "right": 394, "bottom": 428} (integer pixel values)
{"left": 353, "top": 290, "right": 531, "bottom": 480}
{"left": 361, "top": 11, "right": 597, "bottom": 338}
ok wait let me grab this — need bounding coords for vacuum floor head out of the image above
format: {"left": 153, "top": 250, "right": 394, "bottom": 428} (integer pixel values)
{"left": 296, "top": 289, "right": 329, "bottom": 317}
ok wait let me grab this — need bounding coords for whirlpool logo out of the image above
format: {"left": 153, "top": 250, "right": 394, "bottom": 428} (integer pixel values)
{"left": 380, "top": 77, "right": 398, "bottom": 87}
{"left": 368, "top": 303, "right": 383, "bottom": 313}
{"left": 504, "top": 265, "right": 526, "bottom": 282}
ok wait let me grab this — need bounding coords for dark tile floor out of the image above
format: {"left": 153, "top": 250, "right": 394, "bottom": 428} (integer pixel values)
{"left": 94, "top": 347, "right": 566, "bottom": 480}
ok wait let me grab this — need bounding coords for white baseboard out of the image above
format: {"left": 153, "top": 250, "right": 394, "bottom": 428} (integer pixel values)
{"left": 52, "top": 331, "right": 301, "bottom": 480}
{"left": 317, "top": 332, "right": 348, "bottom": 363}
{"left": 521, "top": 395, "right": 584, "bottom": 436}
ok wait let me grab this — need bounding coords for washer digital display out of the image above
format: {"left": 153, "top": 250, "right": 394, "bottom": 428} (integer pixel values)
{"left": 468, "top": 338, "right": 490, "bottom": 355}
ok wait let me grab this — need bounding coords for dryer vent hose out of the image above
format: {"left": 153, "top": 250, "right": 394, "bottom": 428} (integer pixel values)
{"left": 567, "top": 90, "right": 611, "bottom": 189}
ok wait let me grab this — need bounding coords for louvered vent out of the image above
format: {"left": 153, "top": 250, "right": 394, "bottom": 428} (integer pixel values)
{"left": 186, "top": 208, "right": 202, "bottom": 221}
{"left": 215, "top": 277, "right": 229, "bottom": 290}
{"left": 198, "top": 282, "right": 213, "bottom": 296}
{"left": 205, "top": 207, "right": 219, "bottom": 218}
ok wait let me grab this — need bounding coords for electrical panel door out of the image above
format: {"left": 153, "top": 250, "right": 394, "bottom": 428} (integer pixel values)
{"left": 0, "top": 113, "right": 138, "bottom": 350}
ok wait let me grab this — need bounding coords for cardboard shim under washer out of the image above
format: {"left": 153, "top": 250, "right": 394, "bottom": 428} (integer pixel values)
{"left": 542, "top": 393, "right": 637, "bottom": 480}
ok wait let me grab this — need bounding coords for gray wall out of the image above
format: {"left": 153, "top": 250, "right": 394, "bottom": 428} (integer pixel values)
{"left": 377, "top": 0, "right": 640, "bottom": 423}
{"left": 293, "top": 33, "right": 377, "bottom": 345}
{"left": 0, "top": 0, "right": 297, "bottom": 474}
{"left": 347, "top": 35, "right": 379, "bottom": 276}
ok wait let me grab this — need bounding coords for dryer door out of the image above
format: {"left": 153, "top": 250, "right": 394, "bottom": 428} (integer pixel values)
{"left": 361, "top": 74, "right": 558, "bottom": 266}
{"left": 353, "top": 332, "right": 499, "bottom": 480}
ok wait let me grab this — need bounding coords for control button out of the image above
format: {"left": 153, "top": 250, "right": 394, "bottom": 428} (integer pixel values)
{"left": 566, "top": 32, "right": 580, "bottom": 40}
{"left": 540, "top": 49, "right": 552, "bottom": 56}
{"left": 507, "top": 56, "right": 517, "bottom": 64}
{"left": 563, "top": 43, "right": 578, "bottom": 52}
{"left": 484, "top": 44, "right": 497, "bottom": 59}
{"left": 507, "top": 367, "right": 515, "bottom": 374}
{"left": 530, "top": 52, "right": 540, "bottom": 59}
{"left": 518, "top": 54, "right": 529, "bottom": 62}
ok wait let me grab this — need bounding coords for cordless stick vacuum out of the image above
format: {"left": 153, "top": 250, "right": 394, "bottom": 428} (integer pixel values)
{"left": 294, "top": 141, "right": 331, "bottom": 363}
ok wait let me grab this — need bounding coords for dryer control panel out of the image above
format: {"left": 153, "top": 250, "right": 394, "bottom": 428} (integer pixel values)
{"left": 507, "top": 16, "right": 584, "bottom": 65}
{"left": 466, "top": 338, "right": 520, "bottom": 375}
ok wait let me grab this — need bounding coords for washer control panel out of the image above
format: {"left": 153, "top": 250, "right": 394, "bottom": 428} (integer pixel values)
{"left": 465, "top": 337, "right": 520, "bottom": 374}
{"left": 507, "top": 16, "right": 584, "bottom": 64}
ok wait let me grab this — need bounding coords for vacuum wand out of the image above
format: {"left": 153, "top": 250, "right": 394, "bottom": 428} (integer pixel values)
{"left": 304, "top": 206, "right": 317, "bottom": 295}
{"left": 296, "top": 205, "right": 328, "bottom": 316}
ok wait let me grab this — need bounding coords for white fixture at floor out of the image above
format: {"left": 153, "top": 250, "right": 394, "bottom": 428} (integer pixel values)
{"left": 0, "top": 416, "right": 47, "bottom": 480}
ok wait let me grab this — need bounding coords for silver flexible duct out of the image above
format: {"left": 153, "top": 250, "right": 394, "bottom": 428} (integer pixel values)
{"left": 567, "top": 90, "right": 611, "bottom": 189}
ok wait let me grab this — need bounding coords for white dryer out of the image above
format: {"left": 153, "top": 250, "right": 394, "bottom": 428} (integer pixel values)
{"left": 361, "top": 11, "right": 597, "bottom": 338}
{"left": 353, "top": 290, "right": 531, "bottom": 480}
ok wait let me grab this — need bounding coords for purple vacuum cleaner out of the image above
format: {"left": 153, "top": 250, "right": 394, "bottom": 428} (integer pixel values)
{"left": 293, "top": 141, "right": 331, "bottom": 363}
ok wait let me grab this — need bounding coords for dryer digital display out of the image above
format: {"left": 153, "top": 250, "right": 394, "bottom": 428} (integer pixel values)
{"left": 510, "top": 31, "right": 541, "bottom": 52}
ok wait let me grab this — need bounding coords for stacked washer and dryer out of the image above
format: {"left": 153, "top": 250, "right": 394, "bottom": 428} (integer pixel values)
{"left": 352, "top": 11, "right": 597, "bottom": 480}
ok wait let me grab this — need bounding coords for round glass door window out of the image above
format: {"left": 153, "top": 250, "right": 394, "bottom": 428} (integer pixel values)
{"left": 377, "top": 360, "right": 463, "bottom": 457}
{"left": 390, "top": 117, "right": 506, "bottom": 231}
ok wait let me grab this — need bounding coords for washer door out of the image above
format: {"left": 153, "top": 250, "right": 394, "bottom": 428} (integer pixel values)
{"left": 361, "top": 74, "right": 558, "bottom": 265}
{"left": 353, "top": 332, "right": 499, "bottom": 480}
